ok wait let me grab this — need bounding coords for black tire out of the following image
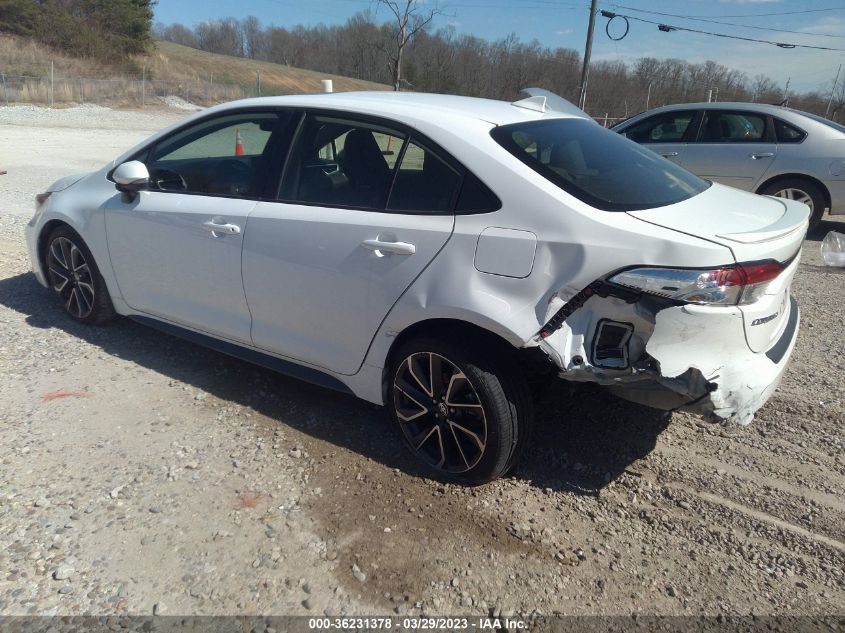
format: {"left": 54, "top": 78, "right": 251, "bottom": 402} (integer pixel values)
{"left": 387, "top": 336, "right": 533, "bottom": 485}
{"left": 44, "top": 225, "right": 116, "bottom": 325}
{"left": 759, "top": 178, "right": 825, "bottom": 230}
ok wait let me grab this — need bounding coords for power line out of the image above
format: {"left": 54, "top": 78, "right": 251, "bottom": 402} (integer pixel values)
{"left": 612, "top": 5, "right": 845, "bottom": 40}
{"left": 682, "top": 6, "right": 845, "bottom": 19}
{"left": 600, "top": 10, "right": 845, "bottom": 53}
{"left": 262, "top": 0, "right": 588, "bottom": 10}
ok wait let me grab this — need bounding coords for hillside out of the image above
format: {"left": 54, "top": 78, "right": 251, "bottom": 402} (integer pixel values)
{"left": 149, "top": 40, "right": 389, "bottom": 94}
{"left": 0, "top": 34, "right": 388, "bottom": 107}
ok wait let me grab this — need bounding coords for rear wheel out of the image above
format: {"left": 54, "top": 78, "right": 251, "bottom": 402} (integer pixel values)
{"left": 45, "top": 226, "right": 116, "bottom": 324}
{"left": 388, "top": 337, "right": 532, "bottom": 485}
{"left": 760, "top": 178, "right": 825, "bottom": 230}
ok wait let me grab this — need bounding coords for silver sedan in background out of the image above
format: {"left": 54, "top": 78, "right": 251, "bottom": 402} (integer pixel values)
{"left": 613, "top": 102, "right": 845, "bottom": 228}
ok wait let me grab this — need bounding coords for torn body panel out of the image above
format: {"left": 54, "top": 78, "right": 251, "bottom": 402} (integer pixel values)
{"left": 535, "top": 285, "right": 800, "bottom": 425}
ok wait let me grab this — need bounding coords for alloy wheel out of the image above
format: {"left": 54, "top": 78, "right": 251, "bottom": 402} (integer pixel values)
{"left": 393, "top": 352, "right": 488, "bottom": 474}
{"left": 47, "top": 236, "right": 95, "bottom": 319}
{"left": 772, "top": 187, "right": 814, "bottom": 210}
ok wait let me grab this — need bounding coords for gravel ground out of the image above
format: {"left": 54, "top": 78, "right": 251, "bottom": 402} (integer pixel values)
{"left": 1, "top": 105, "right": 844, "bottom": 618}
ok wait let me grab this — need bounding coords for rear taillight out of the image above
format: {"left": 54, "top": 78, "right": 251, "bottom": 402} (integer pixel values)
{"left": 608, "top": 260, "right": 784, "bottom": 306}
{"left": 736, "top": 260, "right": 784, "bottom": 304}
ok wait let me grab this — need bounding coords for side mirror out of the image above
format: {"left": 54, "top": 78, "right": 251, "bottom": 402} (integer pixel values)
{"left": 113, "top": 161, "right": 149, "bottom": 195}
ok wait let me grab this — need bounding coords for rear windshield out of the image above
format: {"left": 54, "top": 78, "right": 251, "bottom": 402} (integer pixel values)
{"left": 491, "top": 118, "right": 710, "bottom": 212}
{"left": 790, "top": 109, "right": 845, "bottom": 135}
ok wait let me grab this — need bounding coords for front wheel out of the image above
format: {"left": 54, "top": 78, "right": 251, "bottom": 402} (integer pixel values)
{"left": 45, "top": 226, "right": 116, "bottom": 324}
{"left": 759, "top": 178, "right": 825, "bottom": 230}
{"left": 388, "top": 337, "right": 532, "bottom": 485}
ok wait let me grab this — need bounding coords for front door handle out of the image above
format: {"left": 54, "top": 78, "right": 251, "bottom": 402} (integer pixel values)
{"left": 361, "top": 239, "right": 416, "bottom": 256}
{"left": 660, "top": 151, "right": 679, "bottom": 157}
{"left": 751, "top": 152, "right": 775, "bottom": 160}
{"left": 202, "top": 221, "right": 241, "bottom": 235}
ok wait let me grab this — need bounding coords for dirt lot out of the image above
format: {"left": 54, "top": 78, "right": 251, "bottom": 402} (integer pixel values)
{"left": 1, "top": 105, "right": 844, "bottom": 619}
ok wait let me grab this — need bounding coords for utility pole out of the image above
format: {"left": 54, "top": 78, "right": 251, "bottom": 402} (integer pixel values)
{"left": 826, "top": 65, "right": 842, "bottom": 117}
{"left": 49, "top": 60, "right": 54, "bottom": 108}
{"left": 578, "top": 0, "right": 599, "bottom": 111}
{"left": 782, "top": 77, "right": 791, "bottom": 106}
{"left": 645, "top": 82, "right": 652, "bottom": 111}
{"left": 141, "top": 65, "right": 146, "bottom": 107}
{"left": 256, "top": 70, "right": 261, "bottom": 97}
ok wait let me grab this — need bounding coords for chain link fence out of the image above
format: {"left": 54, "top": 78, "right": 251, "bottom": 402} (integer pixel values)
{"left": 0, "top": 71, "right": 254, "bottom": 108}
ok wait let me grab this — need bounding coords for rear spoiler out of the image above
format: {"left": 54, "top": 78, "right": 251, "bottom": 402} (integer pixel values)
{"left": 513, "top": 88, "right": 592, "bottom": 120}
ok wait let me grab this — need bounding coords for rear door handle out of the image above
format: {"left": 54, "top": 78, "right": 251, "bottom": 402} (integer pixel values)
{"left": 751, "top": 152, "right": 775, "bottom": 160}
{"left": 202, "top": 221, "right": 241, "bottom": 235}
{"left": 361, "top": 239, "right": 416, "bottom": 256}
{"left": 660, "top": 152, "right": 679, "bottom": 157}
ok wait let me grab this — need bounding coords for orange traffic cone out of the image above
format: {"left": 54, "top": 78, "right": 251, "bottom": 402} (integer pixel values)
{"left": 235, "top": 129, "right": 244, "bottom": 156}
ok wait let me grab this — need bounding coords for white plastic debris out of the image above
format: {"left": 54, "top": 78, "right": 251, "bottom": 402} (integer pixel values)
{"left": 821, "top": 231, "right": 845, "bottom": 267}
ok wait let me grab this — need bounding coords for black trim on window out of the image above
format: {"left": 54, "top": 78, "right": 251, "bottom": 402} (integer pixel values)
{"left": 455, "top": 172, "right": 501, "bottom": 213}
{"left": 385, "top": 132, "right": 413, "bottom": 205}
{"left": 685, "top": 110, "right": 705, "bottom": 143}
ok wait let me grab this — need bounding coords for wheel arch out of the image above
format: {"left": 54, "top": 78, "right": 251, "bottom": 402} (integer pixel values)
{"left": 37, "top": 219, "right": 77, "bottom": 273}
{"left": 756, "top": 173, "right": 831, "bottom": 210}
{"left": 380, "top": 317, "right": 551, "bottom": 403}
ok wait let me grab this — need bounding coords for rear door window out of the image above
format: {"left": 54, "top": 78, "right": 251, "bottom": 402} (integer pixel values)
{"left": 491, "top": 118, "right": 709, "bottom": 212}
{"left": 281, "top": 114, "right": 407, "bottom": 210}
{"left": 699, "top": 111, "right": 768, "bottom": 143}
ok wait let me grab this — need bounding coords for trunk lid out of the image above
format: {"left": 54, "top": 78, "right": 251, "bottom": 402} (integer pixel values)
{"left": 627, "top": 182, "right": 809, "bottom": 264}
{"left": 628, "top": 182, "right": 808, "bottom": 354}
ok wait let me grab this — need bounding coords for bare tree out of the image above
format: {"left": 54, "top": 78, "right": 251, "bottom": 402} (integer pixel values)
{"left": 750, "top": 74, "right": 781, "bottom": 104}
{"left": 160, "top": 23, "right": 197, "bottom": 48}
{"left": 242, "top": 15, "right": 264, "bottom": 59}
{"left": 195, "top": 18, "right": 244, "bottom": 57}
{"left": 376, "top": 0, "right": 443, "bottom": 91}
{"left": 154, "top": 13, "right": 837, "bottom": 121}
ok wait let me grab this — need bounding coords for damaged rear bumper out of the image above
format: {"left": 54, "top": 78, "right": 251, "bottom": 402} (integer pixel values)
{"left": 536, "top": 289, "right": 799, "bottom": 426}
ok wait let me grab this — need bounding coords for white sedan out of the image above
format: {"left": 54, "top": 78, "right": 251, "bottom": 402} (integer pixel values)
{"left": 25, "top": 90, "right": 807, "bottom": 483}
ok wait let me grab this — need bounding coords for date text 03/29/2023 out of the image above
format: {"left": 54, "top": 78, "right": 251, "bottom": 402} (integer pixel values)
{"left": 307, "top": 617, "right": 528, "bottom": 630}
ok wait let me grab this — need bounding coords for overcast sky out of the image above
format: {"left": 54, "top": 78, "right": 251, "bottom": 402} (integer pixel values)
{"left": 153, "top": 0, "right": 845, "bottom": 94}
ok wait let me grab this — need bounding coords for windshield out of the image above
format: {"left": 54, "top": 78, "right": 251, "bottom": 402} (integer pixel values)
{"left": 491, "top": 118, "right": 710, "bottom": 212}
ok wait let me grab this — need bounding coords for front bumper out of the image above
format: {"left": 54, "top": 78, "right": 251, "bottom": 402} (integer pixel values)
{"left": 537, "top": 291, "right": 800, "bottom": 426}
{"left": 25, "top": 219, "right": 47, "bottom": 287}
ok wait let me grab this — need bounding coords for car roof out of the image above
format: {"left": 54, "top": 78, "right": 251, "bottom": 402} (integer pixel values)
{"left": 209, "top": 91, "right": 587, "bottom": 127}
{"left": 641, "top": 101, "right": 797, "bottom": 115}
{"left": 631, "top": 101, "right": 845, "bottom": 124}
{"left": 617, "top": 101, "right": 845, "bottom": 137}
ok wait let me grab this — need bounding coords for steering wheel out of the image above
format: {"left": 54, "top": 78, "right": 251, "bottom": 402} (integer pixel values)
{"left": 212, "top": 159, "right": 253, "bottom": 195}
{"left": 151, "top": 169, "right": 187, "bottom": 192}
